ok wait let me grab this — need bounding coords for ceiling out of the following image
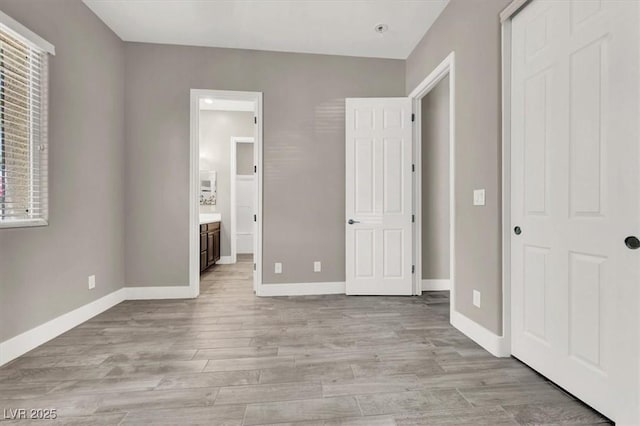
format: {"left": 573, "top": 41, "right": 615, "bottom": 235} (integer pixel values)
{"left": 83, "top": 0, "right": 449, "bottom": 59}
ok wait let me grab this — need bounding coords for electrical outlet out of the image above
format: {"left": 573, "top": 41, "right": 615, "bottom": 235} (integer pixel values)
{"left": 88, "top": 275, "right": 96, "bottom": 290}
{"left": 473, "top": 189, "right": 486, "bottom": 206}
{"left": 473, "top": 290, "right": 481, "bottom": 308}
{"left": 314, "top": 261, "right": 321, "bottom": 272}
{"left": 274, "top": 262, "right": 282, "bottom": 274}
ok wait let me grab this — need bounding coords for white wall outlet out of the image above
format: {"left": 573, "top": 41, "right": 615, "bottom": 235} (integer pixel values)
{"left": 473, "top": 189, "right": 486, "bottom": 206}
{"left": 473, "top": 290, "right": 481, "bottom": 308}
{"left": 314, "top": 261, "right": 321, "bottom": 272}
{"left": 274, "top": 262, "right": 282, "bottom": 274}
{"left": 88, "top": 275, "right": 96, "bottom": 290}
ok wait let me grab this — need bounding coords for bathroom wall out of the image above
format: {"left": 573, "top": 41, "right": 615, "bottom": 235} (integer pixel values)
{"left": 199, "top": 110, "right": 254, "bottom": 258}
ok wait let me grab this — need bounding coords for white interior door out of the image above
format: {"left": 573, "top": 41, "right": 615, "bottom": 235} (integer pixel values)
{"left": 236, "top": 176, "right": 254, "bottom": 254}
{"left": 345, "top": 98, "right": 413, "bottom": 295}
{"left": 511, "top": 1, "right": 639, "bottom": 423}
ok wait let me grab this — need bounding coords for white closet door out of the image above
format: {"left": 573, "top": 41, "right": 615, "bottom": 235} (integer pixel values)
{"left": 511, "top": 1, "right": 639, "bottom": 422}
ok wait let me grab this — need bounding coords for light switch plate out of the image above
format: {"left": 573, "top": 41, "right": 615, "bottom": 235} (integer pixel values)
{"left": 314, "top": 261, "right": 321, "bottom": 272}
{"left": 473, "top": 189, "right": 486, "bottom": 206}
{"left": 275, "top": 262, "right": 282, "bottom": 274}
{"left": 88, "top": 275, "right": 96, "bottom": 290}
{"left": 473, "top": 290, "right": 481, "bottom": 308}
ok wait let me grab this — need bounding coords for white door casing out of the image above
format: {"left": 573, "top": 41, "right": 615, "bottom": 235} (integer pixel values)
{"left": 345, "top": 98, "right": 413, "bottom": 295}
{"left": 510, "top": 1, "right": 639, "bottom": 423}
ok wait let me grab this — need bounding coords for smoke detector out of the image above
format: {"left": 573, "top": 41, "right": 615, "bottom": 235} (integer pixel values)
{"left": 374, "top": 24, "right": 388, "bottom": 34}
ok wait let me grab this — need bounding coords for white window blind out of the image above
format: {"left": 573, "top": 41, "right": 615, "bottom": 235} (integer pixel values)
{"left": 0, "top": 22, "right": 49, "bottom": 227}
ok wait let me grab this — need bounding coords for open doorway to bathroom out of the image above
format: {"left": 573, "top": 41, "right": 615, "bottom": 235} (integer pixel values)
{"left": 189, "top": 90, "right": 263, "bottom": 297}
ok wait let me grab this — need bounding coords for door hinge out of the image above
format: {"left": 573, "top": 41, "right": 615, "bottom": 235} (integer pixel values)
{"left": 254, "top": 214, "right": 257, "bottom": 222}
{"left": 412, "top": 164, "right": 415, "bottom": 172}
{"left": 253, "top": 263, "right": 256, "bottom": 271}
{"left": 411, "top": 113, "right": 415, "bottom": 122}
{"left": 254, "top": 116, "right": 257, "bottom": 124}
{"left": 412, "top": 265, "right": 415, "bottom": 274}
{"left": 254, "top": 165, "right": 257, "bottom": 173}
{"left": 412, "top": 214, "right": 415, "bottom": 223}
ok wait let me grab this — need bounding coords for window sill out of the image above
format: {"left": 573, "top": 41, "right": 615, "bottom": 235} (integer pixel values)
{"left": 0, "top": 218, "right": 48, "bottom": 229}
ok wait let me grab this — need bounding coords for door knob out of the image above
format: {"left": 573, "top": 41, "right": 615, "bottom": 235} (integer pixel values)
{"left": 624, "top": 236, "right": 640, "bottom": 250}
{"left": 514, "top": 226, "right": 522, "bottom": 235}
{"left": 348, "top": 219, "right": 360, "bottom": 225}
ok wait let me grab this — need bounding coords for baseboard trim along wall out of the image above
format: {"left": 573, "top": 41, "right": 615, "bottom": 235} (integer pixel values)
{"left": 125, "top": 285, "right": 197, "bottom": 300}
{"left": 258, "top": 281, "right": 346, "bottom": 297}
{"left": 0, "top": 281, "right": 348, "bottom": 366}
{"left": 450, "top": 309, "right": 510, "bottom": 357}
{"left": 216, "top": 256, "right": 234, "bottom": 265}
{"left": 1, "top": 281, "right": 511, "bottom": 367}
{"left": 0, "top": 288, "right": 127, "bottom": 367}
{"left": 421, "top": 279, "right": 451, "bottom": 291}
{"left": 0, "top": 285, "right": 198, "bottom": 367}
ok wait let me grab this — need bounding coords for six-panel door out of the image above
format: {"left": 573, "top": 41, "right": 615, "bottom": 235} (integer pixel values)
{"left": 345, "top": 98, "right": 413, "bottom": 295}
{"left": 510, "top": 1, "right": 639, "bottom": 422}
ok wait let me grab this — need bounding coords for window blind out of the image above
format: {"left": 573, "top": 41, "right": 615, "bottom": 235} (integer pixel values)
{"left": 0, "top": 24, "right": 48, "bottom": 226}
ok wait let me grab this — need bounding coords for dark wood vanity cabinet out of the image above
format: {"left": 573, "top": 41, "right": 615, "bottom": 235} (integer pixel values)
{"left": 200, "top": 221, "right": 220, "bottom": 271}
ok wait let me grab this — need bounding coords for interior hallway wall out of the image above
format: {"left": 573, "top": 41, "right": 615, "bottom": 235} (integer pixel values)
{"left": 406, "top": 0, "right": 511, "bottom": 334}
{"left": 421, "top": 76, "right": 450, "bottom": 281}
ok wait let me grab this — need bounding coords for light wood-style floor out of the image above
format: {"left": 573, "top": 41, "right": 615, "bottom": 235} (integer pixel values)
{"left": 1, "top": 255, "right": 610, "bottom": 425}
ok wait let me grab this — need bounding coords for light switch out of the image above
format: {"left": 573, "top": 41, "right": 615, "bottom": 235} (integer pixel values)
{"left": 274, "top": 262, "right": 282, "bottom": 274}
{"left": 473, "top": 290, "right": 481, "bottom": 308}
{"left": 314, "top": 261, "right": 321, "bottom": 272}
{"left": 473, "top": 189, "right": 486, "bottom": 206}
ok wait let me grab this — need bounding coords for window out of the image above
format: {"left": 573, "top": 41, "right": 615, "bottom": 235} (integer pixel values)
{"left": 0, "top": 12, "right": 53, "bottom": 228}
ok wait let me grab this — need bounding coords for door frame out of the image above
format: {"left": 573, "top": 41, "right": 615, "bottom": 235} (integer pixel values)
{"left": 499, "top": 0, "right": 530, "bottom": 356}
{"left": 189, "top": 89, "right": 264, "bottom": 296}
{"left": 230, "top": 136, "right": 255, "bottom": 264}
{"left": 408, "top": 52, "right": 456, "bottom": 308}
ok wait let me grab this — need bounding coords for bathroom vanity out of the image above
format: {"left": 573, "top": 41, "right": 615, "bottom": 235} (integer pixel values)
{"left": 200, "top": 214, "right": 221, "bottom": 271}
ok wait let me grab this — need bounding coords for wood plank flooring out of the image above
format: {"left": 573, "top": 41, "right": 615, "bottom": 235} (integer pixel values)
{"left": 0, "top": 255, "right": 610, "bottom": 425}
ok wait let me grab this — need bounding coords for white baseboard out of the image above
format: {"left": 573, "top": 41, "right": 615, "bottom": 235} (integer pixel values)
{"left": 421, "top": 279, "right": 451, "bottom": 291}
{"left": 258, "top": 281, "right": 345, "bottom": 297}
{"left": 0, "top": 285, "right": 198, "bottom": 367}
{"left": 217, "top": 256, "right": 234, "bottom": 265}
{"left": 125, "top": 285, "right": 197, "bottom": 300}
{"left": 0, "top": 288, "right": 127, "bottom": 367}
{"left": 450, "top": 309, "right": 511, "bottom": 357}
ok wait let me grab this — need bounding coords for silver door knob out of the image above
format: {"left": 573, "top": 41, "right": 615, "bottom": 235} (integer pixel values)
{"left": 348, "top": 219, "right": 360, "bottom": 225}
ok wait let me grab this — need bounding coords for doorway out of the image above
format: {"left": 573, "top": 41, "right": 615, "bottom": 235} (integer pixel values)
{"left": 230, "top": 136, "right": 255, "bottom": 264}
{"left": 409, "top": 52, "right": 456, "bottom": 304}
{"left": 189, "top": 90, "right": 263, "bottom": 296}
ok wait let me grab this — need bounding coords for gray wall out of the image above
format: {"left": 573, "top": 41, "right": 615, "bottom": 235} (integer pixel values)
{"left": 421, "top": 76, "right": 450, "bottom": 280}
{"left": 124, "top": 43, "right": 405, "bottom": 286}
{"left": 199, "top": 110, "right": 254, "bottom": 257}
{"left": 406, "top": 0, "right": 510, "bottom": 334}
{"left": 0, "top": 0, "right": 125, "bottom": 341}
{"left": 236, "top": 142, "right": 254, "bottom": 176}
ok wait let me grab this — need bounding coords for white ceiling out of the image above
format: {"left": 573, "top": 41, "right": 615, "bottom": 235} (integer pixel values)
{"left": 83, "top": 0, "right": 449, "bottom": 59}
